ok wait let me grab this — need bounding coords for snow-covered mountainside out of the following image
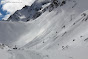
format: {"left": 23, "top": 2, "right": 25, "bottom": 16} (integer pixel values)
{"left": 1, "top": 0, "right": 88, "bottom": 59}
{"left": 7, "top": 0, "right": 51, "bottom": 22}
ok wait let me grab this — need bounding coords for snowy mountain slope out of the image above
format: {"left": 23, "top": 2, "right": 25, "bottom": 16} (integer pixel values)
{"left": 1, "top": 0, "right": 88, "bottom": 59}
{"left": 23, "top": 0, "right": 88, "bottom": 49}
{"left": 0, "top": 20, "right": 52, "bottom": 47}
{"left": 6, "top": 0, "right": 51, "bottom": 22}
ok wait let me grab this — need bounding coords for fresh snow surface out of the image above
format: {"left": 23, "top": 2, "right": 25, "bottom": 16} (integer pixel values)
{"left": 0, "top": 0, "right": 88, "bottom": 59}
